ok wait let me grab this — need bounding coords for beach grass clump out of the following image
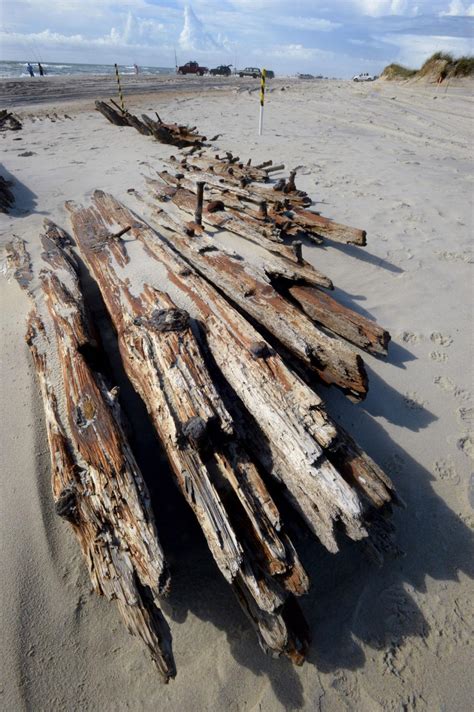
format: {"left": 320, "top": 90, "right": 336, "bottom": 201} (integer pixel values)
{"left": 381, "top": 63, "right": 417, "bottom": 80}
{"left": 381, "top": 52, "right": 474, "bottom": 82}
{"left": 451, "top": 56, "right": 474, "bottom": 76}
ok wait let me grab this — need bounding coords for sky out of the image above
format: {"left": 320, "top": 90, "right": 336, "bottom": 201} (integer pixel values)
{"left": 0, "top": 1, "right": 473, "bottom": 76}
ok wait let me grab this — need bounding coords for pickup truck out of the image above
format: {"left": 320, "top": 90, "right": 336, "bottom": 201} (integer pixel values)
{"left": 210, "top": 65, "right": 232, "bottom": 76}
{"left": 177, "top": 61, "right": 208, "bottom": 76}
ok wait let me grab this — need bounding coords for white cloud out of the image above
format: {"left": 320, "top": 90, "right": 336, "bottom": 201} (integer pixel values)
{"left": 273, "top": 17, "right": 341, "bottom": 31}
{"left": 353, "top": 0, "right": 410, "bottom": 16}
{"left": 439, "top": 1, "right": 474, "bottom": 16}
{"left": 0, "top": 1, "right": 472, "bottom": 76}
{"left": 379, "top": 32, "right": 474, "bottom": 65}
{"left": 253, "top": 43, "right": 333, "bottom": 60}
{"left": 179, "top": 4, "right": 221, "bottom": 51}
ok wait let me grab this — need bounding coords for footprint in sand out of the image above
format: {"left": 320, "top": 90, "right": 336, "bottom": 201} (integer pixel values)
{"left": 403, "top": 392, "right": 425, "bottom": 410}
{"left": 400, "top": 331, "right": 423, "bottom": 344}
{"left": 430, "top": 332, "right": 453, "bottom": 347}
{"left": 457, "top": 406, "right": 474, "bottom": 426}
{"left": 434, "top": 459, "right": 459, "bottom": 483}
{"left": 433, "top": 376, "right": 471, "bottom": 402}
{"left": 457, "top": 435, "right": 474, "bottom": 461}
{"left": 430, "top": 351, "right": 448, "bottom": 362}
{"left": 435, "top": 250, "right": 473, "bottom": 264}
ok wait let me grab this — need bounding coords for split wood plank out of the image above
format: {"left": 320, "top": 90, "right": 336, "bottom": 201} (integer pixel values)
{"left": 146, "top": 203, "right": 368, "bottom": 400}
{"left": 84, "top": 192, "right": 396, "bottom": 553}
{"left": 6, "top": 225, "right": 175, "bottom": 680}
{"left": 289, "top": 285, "right": 390, "bottom": 356}
{"left": 68, "top": 197, "right": 312, "bottom": 663}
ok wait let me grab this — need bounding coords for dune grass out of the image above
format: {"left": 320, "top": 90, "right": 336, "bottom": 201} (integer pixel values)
{"left": 382, "top": 52, "right": 474, "bottom": 81}
{"left": 381, "top": 63, "right": 417, "bottom": 79}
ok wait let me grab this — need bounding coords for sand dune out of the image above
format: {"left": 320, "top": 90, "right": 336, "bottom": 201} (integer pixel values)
{"left": 1, "top": 78, "right": 473, "bottom": 711}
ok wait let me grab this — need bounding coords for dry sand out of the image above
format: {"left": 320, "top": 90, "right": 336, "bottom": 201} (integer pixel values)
{"left": 1, "top": 77, "right": 473, "bottom": 711}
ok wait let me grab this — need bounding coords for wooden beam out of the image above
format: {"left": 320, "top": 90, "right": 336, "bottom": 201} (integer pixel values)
{"left": 289, "top": 285, "right": 391, "bottom": 356}
{"left": 68, "top": 196, "right": 313, "bottom": 662}
{"left": 6, "top": 225, "right": 176, "bottom": 680}
{"left": 82, "top": 193, "right": 395, "bottom": 552}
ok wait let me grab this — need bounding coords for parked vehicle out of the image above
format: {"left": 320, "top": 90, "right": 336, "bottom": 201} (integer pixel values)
{"left": 238, "top": 67, "right": 261, "bottom": 78}
{"left": 177, "top": 61, "right": 208, "bottom": 76}
{"left": 352, "top": 72, "right": 377, "bottom": 82}
{"left": 210, "top": 64, "right": 232, "bottom": 76}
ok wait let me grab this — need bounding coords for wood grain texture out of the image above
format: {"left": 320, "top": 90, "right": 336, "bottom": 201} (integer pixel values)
{"left": 79, "top": 193, "right": 395, "bottom": 553}
{"left": 6, "top": 225, "right": 175, "bottom": 680}
{"left": 147, "top": 200, "right": 368, "bottom": 400}
{"left": 289, "top": 285, "right": 390, "bottom": 356}
{"left": 68, "top": 196, "right": 313, "bottom": 663}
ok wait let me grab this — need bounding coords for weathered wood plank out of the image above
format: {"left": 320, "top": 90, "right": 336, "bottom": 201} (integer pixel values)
{"left": 289, "top": 285, "right": 391, "bottom": 356}
{"left": 84, "top": 193, "right": 394, "bottom": 552}
{"left": 6, "top": 227, "right": 176, "bottom": 680}
{"left": 148, "top": 177, "right": 332, "bottom": 288}
{"left": 68, "top": 197, "right": 313, "bottom": 661}
{"left": 289, "top": 206, "right": 367, "bottom": 246}
{"left": 147, "top": 202, "right": 368, "bottom": 400}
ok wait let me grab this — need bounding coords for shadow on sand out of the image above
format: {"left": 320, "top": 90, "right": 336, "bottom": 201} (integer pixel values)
{"left": 1, "top": 164, "right": 40, "bottom": 217}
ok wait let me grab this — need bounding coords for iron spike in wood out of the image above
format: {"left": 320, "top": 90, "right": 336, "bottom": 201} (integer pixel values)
{"left": 194, "top": 181, "right": 205, "bottom": 225}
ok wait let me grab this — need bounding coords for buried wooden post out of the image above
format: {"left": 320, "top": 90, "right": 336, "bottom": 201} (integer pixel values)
{"left": 259, "top": 68, "right": 266, "bottom": 136}
{"left": 258, "top": 200, "right": 268, "bottom": 219}
{"left": 286, "top": 170, "right": 297, "bottom": 193}
{"left": 195, "top": 181, "right": 205, "bottom": 225}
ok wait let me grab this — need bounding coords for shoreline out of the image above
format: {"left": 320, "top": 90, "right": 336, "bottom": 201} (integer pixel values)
{"left": 0, "top": 74, "right": 289, "bottom": 108}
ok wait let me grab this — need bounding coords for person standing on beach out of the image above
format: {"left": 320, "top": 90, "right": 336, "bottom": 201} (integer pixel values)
{"left": 26, "top": 62, "right": 35, "bottom": 77}
{"left": 38, "top": 63, "right": 45, "bottom": 76}
{"left": 134, "top": 63, "right": 139, "bottom": 75}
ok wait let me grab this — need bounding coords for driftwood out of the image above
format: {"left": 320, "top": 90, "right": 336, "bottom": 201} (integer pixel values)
{"left": 151, "top": 200, "right": 331, "bottom": 291}
{"left": 0, "top": 109, "right": 22, "bottom": 132}
{"left": 166, "top": 158, "right": 368, "bottom": 246}
{"left": 6, "top": 225, "right": 175, "bottom": 680}
{"left": 165, "top": 159, "right": 312, "bottom": 207}
{"left": 95, "top": 101, "right": 205, "bottom": 148}
{"left": 0, "top": 175, "right": 15, "bottom": 213}
{"left": 71, "top": 193, "right": 396, "bottom": 553}
{"left": 289, "top": 285, "right": 390, "bottom": 356}
{"left": 287, "top": 206, "right": 367, "bottom": 246}
{"left": 68, "top": 195, "right": 315, "bottom": 663}
{"left": 180, "top": 154, "right": 271, "bottom": 184}
{"left": 145, "top": 177, "right": 390, "bottom": 358}
{"left": 147, "top": 177, "right": 332, "bottom": 286}
{"left": 145, "top": 202, "right": 368, "bottom": 400}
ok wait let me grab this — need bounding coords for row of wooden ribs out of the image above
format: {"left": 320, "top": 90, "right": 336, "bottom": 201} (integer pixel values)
{"left": 7, "top": 143, "right": 400, "bottom": 681}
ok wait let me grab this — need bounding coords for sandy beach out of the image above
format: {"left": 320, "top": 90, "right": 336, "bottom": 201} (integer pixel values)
{"left": 1, "top": 76, "right": 473, "bottom": 711}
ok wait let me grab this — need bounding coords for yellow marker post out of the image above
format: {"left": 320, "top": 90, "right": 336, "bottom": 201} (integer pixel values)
{"left": 114, "top": 63, "right": 125, "bottom": 113}
{"left": 259, "top": 68, "right": 266, "bottom": 136}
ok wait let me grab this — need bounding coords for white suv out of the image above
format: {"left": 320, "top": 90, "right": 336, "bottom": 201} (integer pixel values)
{"left": 352, "top": 73, "right": 377, "bottom": 82}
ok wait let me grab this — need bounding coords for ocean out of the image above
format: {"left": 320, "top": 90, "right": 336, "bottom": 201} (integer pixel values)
{"left": 0, "top": 60, "right": 174, "bottom": 79}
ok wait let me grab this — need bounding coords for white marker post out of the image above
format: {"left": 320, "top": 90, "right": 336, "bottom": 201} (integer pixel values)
{"left": 259, "top": 68, "right": 266, "bottom": 136}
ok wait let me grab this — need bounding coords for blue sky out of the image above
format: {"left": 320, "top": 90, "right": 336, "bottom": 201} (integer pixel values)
{"left": 0, "top": 1, "right": 473, "bottom": 76}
